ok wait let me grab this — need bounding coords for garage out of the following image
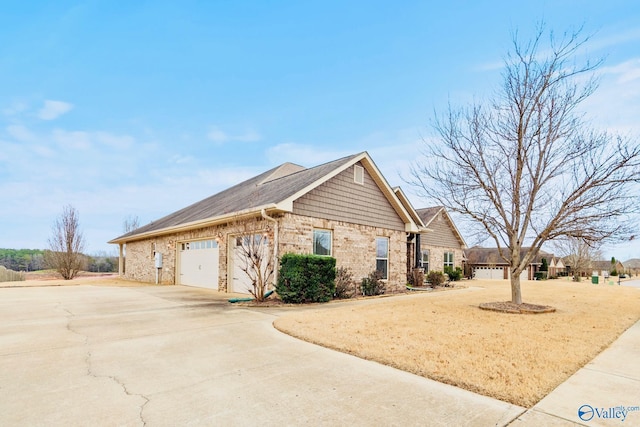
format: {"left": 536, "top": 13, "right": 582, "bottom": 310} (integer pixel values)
{"left": 473, "top": 266, "right": 505, "bottom": 280}
{"left": 232, "top": 234, "right": 269, "bottom": 294}
{"left": 473, "top": 266, "right": 529, "bottom": 281}
{"left": 178, "top": 239, "right": 219, "bottom": 289}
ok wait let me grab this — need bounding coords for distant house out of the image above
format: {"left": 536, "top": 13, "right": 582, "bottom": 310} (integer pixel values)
{"left": 623, "top": 259, "right": 640, "bottom": 276}
{"left": 109, "top": 152, "right": 426, "bottom": 294}
{"left": 464, "top": 247, "right": 563, "bottom": 280}
{"left": 590, "top": 260, "right": 625, "bottom": 276}
{"left": 414, "top": 207, "right": 467, "bottom": 273}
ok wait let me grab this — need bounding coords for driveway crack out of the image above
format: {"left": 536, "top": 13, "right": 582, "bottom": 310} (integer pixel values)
{"left": 60, "top": 303, "right": 150, "bottom": 426}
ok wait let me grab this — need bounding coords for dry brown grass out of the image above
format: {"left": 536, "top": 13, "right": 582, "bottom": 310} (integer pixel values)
{"left": 273, "top": 278, "right": 640, "bottom": 407}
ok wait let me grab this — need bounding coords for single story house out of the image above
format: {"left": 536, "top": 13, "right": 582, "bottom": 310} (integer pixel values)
{"left": 110, "top": 152, "right": 433, "bottom": 294}
{"left": 464, "top": 247, "right": 564, "bottom": 280}
{"left": 623, "top": 259, "right": 640, "bottom": 276}
{"left": 589, "top": 260, "right": 626, "bottom": 277}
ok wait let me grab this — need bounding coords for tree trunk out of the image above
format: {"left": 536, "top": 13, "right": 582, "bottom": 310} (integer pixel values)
{"left": 510, "top": 273, "right": 522, "bottom": 304}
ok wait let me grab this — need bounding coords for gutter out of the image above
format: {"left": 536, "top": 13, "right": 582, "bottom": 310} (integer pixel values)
{"left": 261, "top": 209, "right": 279, "bottom": 286}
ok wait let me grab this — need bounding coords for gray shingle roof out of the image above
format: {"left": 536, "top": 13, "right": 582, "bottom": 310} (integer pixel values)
{"left": 111, "top": 153, "right": 362, "bottom": 242}
{"left": 415, "top": 206, "right": 444, "bottom": 226}
{"left": 465, "top": 246, "right": 553, "bottom": 265}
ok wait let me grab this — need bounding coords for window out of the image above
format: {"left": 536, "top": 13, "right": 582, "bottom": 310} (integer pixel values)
{"left": 354, "top": 164, "right": 364, "bottom": 185}
{"left": 420, "top": 250, "right": 429, "bottom": 272}
{"left": 313, "top": 229, "right": 332, "bottom": 256}
{"left": 376, "top": 237, "right": 389, "bottom": 279}
{"left": 236, "top": 235, "right": 268, "bottom": 247}
{"left": 444, "top": 252, "right": 454, "bottom": 269}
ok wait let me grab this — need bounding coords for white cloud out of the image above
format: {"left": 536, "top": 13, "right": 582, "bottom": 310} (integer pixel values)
{"left": 235, "top": 130, "right": 261, "bottom": 142}
{"left": 600, "top": 58, "right": 640, "bottom": 84}
{"left": 52, "top": 129, "right": 91, "bottom": 150}
{"left": 6, "top": 124, "right": 35, "bottom": 142}
{"left": 207, "top": 126, "right": 228, "bottom": 143}
{"left": 95, "top": 131, "right": 134, "bottom": 149}
{"left": 207, "top": 125, "right": 261, "bottom": 144}
{"left": 2, "top": 101, "right": 29, "bottom": 116}
{"left": 38, "top": 100, "right": 74, "bottom": 120}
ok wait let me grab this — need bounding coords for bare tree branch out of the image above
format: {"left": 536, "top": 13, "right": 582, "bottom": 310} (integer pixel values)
{"left": 44, "top": 205, "right": 86, "bottom": 280}
{"left": 407, "top": 24, "right": 640, "bottom": 304}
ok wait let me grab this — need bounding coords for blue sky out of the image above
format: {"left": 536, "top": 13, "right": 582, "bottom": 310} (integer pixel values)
{"left": 1, "top": 1, "right": 639, "bottom": 260}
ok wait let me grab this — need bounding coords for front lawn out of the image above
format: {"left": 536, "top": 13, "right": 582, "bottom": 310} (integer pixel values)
{"left": 273, "top": 278, "right": 640, "bottom": 407}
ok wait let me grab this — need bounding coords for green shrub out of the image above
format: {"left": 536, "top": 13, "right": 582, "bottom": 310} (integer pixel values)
{"left": 611, "top": 269, "right": 618, "bottom": 276}
{"left": 276, "top": 253, "right": 336, "bottom": 303}
{"left": 334, "top": 266, "right": 355, "bottom": 299}
{"left": 426, "top": 270, "right": 446, "bottom": 287}
{"left": 361, "top": 270, "right": 385, "bottom": 296}
{"left": 444, "top": 266, "right": 462, "bottom": 281}
{"left": 534, "top": 272, "right": 545, "bottom": 280}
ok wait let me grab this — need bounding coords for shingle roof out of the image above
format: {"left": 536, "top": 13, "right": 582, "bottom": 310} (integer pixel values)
{"left": 110, "top": 153, "right": 362, "bottom": 242}
{"left": 415, "top": 206, "right": 444, "bottom": 227}
{"left": 465, "top": 246, "right": 553, "bottom": 265}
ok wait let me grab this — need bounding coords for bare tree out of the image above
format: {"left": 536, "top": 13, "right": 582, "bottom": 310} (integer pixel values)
{"left": 44, "top": 205, "right": 86, "bottom": 280}
{"left": 231, "top": 217, "right": 275, "bottom": 302}
{"left": 122, "top": 214, "right": 140, "bottom": 234}
{"left": 552, "top": 237, "right": 600, "bottom": 282}
{"left": 409, "top": 25, "right": 640, "bottom": 304}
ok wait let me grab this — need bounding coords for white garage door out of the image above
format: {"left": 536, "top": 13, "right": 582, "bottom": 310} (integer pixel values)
{"left": 473, "top": 267, "right": 504, "bottom": 280}
{"left": 473, "top": 266, "right": 529, "bottom": 281}
{"left": 179, "top": 239, "right": 219, "bottom": 290}
{"left": 232, "top": 235, "right": 269, "bottom": 294}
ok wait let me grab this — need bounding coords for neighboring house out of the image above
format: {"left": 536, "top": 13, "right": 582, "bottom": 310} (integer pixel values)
{"left": 414, "top": 207, "right": 467, "bottom": 273}
{"left": 590, "top": 260, "right": 625, "bottom": 276}
{"left": 109, "top": 152, "right": 423, "bottom": 294}
{"left": 464, "top": 247, "right": 561, "bottom": 280}
{"left": 623, "top": 259, "right": 640, "bottom": 276}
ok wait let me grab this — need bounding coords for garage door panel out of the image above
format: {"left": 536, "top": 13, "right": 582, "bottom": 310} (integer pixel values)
{"left": 179, "top": 240, "right": 219, "bottom": 290}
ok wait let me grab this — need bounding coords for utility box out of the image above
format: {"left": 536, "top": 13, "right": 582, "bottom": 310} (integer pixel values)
{"left": 591, "top": 274, "right": 598, "bottom": 284}
{"left": 155, "top": 252, "right": 163, "bottom": 268}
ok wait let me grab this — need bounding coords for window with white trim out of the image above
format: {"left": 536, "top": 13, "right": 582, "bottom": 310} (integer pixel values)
{"left": 313, "top": 229, "right": 332, "bottom": 256}
{"left": 376, "top": 237, "right": 389, "bottom": 279}
{"left": 354, "top": 164, "right": 364, "bottom": 185}
{"left": 444, "top": 252, "right": 454, "bottom": 269}
{"left": 420, "top": 250, "right": 430, "bottom": 272}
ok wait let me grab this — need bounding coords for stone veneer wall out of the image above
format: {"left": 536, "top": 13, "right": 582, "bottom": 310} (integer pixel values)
{"left": 279, "top": 213, "right": 407, "bottom": 293}
{"left": 420, "top": 246, "right": 465, "bottom": 273}
{"left": 123, "top": 213, "right": 407, "bottom": 293}
{"left": 123, "top": 218, "right": 273, "bottom": 290}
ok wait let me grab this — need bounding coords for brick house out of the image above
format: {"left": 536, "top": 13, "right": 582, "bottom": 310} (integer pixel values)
{"left": 464, "top": 247, "right": 564, "bottom": 280}
{"left": 109, "top": 152, "right": 426, "bottom": 294}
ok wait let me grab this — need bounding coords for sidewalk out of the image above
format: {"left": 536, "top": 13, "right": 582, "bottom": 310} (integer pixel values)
{"left": 512, "top": 320, "right": 640, "bottom": 426}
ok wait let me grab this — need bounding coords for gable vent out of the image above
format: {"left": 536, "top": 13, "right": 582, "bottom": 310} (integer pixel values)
{"left": 354, "top": 164, "right": 364, "bottom": 185}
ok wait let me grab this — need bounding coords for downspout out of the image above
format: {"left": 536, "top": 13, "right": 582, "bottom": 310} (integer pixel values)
{"left": 261, "top": 209, "right": 279, "bottom": 286}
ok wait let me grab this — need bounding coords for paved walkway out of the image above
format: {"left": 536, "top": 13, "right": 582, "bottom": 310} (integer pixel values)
{"left": 0, "top": 284, "right": 638, "bottom": 426}
{"left": 514, "top": 320, "right": 640, "bottom": 426}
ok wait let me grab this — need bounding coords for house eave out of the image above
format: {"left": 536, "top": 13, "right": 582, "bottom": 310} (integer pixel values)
{"left": 108, "top": 203, "right": 281, "bottom": 245}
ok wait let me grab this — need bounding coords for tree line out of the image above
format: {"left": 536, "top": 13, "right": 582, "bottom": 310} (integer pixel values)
{"left": 0, "top": 248, "right": 117, "bottom": 273}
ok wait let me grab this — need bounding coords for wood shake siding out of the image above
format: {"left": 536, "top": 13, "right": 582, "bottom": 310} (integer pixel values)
{"left": 293, "top": 163, "right": 405, "bottom": 231}
{"left": 421, "top": 213, "right": 461, "bottom": 248}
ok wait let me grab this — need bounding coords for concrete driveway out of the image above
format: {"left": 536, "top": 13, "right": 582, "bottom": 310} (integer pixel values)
{"left": 0, "top": 285, "right": 523, "bottom": 426}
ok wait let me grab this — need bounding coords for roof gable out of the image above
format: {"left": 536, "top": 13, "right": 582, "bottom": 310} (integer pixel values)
{"left": 110, "top": 152, "right": 419, "bottom": 243}
{"left": 416, "top": 206, "right": 467, "bottom": 248}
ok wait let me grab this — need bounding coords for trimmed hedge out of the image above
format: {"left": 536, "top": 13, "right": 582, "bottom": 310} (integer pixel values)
{"left": 276, "top": 253, "right": 336, "bottom": 303}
